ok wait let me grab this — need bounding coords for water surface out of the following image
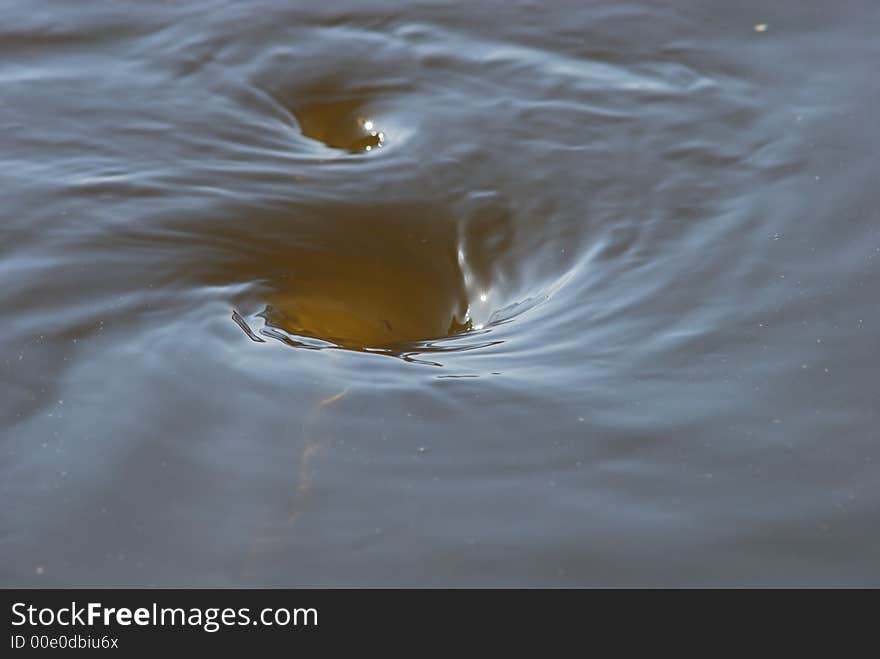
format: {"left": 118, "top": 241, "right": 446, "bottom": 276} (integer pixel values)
{"left": 2, "top": 0, "right": 879, "bottom": 586}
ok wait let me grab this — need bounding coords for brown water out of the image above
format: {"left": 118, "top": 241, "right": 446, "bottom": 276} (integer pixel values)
{"left": 2, "top": 0, "right": 879, "bottom": 586}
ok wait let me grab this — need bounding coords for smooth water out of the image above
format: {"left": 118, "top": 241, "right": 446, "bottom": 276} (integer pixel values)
{"left": 2, "top": 0, "right": 879, "bottom": 586}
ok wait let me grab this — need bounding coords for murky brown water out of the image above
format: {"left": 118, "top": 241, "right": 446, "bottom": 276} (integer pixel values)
{"left": 2, "top": 0, "right": 879, "bottom": 586}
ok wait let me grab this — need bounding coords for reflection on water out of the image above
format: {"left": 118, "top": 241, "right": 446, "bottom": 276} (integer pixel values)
{"left": 294, "top": 99, "right": 385, "bottom": 153}
{"left": 2, "top": 0, "right": 880, "bottom": 587}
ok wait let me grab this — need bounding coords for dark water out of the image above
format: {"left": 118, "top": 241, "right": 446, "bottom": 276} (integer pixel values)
{"left": 2, "top": 0, "right": 879, "bottom": 587}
